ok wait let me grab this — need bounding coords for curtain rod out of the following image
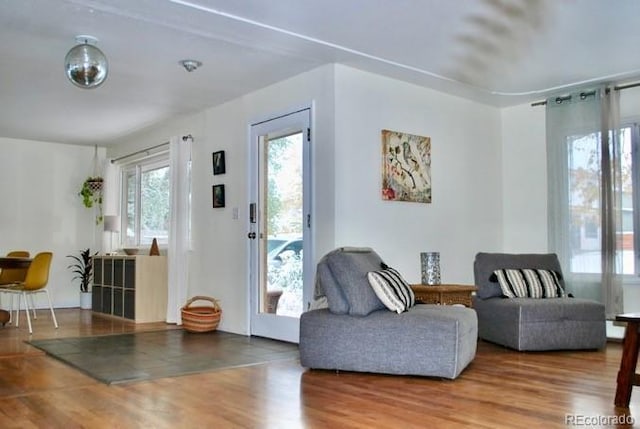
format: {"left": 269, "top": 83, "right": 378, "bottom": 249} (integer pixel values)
{"left": 110, "top": 134, "right": 193, "bottom": 163}
{"left": 530, "top": 82, "right": 640, "bottom": 107}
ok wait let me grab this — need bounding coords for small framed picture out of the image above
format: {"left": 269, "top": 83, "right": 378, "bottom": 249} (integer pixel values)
{"left": 212, "top": 184, "right": 225, "bottom": 208}
{"left": 212, "top": 150, "right": 226, "bottom": 175}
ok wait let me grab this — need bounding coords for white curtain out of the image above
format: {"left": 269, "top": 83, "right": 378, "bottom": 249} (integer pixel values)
{"left": 546, "top": 87, "right": 624, "bottom": 318}
{"left": 167, "top": 136, "right": 192, "bottom": 324}
{"left": 600, "top": 89, "right": 624, "bottom": 318}
{"left": 102, "top": 159, "right": 120, "bottom": 253}
{"left": 102, "top": 159, "right": 119, "bottom": 214}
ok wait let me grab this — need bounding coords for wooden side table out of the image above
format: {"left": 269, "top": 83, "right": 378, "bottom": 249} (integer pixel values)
{"left": 615, "top": 313, "right": 640, "bottom": 408}
{"left": 410, "top": 284, "right": 478, "bottom": 307}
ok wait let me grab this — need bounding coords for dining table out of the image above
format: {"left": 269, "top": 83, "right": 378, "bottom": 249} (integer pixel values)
{"left": 0, "top": 256, "right": 32, "bottom": 269}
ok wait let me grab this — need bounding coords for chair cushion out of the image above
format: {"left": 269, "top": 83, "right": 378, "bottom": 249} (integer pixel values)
{"left": 474, "top": 253, "right": 565, "bottom": 299}
{"left": 314, "top": 247, "right": 387, "bottom": 316}
{"left": 367, "top": 267, "right": 415, "bottom": 313}
{"left": 494, "top": 269, "right": 565, "bottom": 298}
{"left": 490, "top": 297, "right": 605, "bottom": 323}
{"left": 325, "top": 249, "right": 386, "bottom": 316}
{"left": 315, "top": 262, "right": 349, "bottom": 314}
{"left": 300, "top": 305, "right": 478, "bottom": 378}
{"left": 521, "top": 298, "right": 603, "bottom": 323}
{"left": 472, "top": 296, "right": 606, "bottom": 350}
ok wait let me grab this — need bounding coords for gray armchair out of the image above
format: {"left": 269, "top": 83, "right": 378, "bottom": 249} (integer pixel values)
{"left": 299, "top": 247, "right": 478, "bottom": 379}
{"left": 472, "top": 252, "right": 606, "bottom": 351}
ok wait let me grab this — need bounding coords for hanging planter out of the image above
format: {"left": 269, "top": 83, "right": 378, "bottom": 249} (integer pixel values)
{"left": 85, "top": 177, "right": 103, "bottom": 193}
{"left": 79, "top": 176, "right": 104, "bottom": 224}
{"left": 78, "top": 145, "right": 104, "bottom": 224}
{"left": 79, "top": 176, "right": 103, "bottom": 208}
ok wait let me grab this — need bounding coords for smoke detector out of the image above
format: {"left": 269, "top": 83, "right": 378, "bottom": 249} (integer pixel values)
{"left": 179, "top": 59, "right": 202, "bottom": 72}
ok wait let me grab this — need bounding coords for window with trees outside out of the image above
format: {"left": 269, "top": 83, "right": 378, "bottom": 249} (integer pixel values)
{"left": 567, "top": 124, "right": 637, "bottom": 275}
{"left": 121, "top": 153, "right": 170, "bottom": 247}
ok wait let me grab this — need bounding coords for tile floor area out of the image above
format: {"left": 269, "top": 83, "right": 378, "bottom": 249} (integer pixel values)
{"left": 29, "top": 329, "right": 299, "bottom": 384}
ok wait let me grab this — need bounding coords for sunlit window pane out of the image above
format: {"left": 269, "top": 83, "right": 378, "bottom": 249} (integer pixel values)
{"left": 121, "top": 155, "right": 170, "bottom": 248}
{"left": 125, "top": 171, "right": 136, "bottom": 246}
{"left": 140, "top": 166, "right": 170, "bottom": 245}
{"left": 567, "top": 127, "right": 634, "bottom": 274}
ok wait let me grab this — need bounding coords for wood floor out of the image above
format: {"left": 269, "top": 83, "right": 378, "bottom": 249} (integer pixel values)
{"left": 0, "top": 309, "right": 637, "bottom": 428}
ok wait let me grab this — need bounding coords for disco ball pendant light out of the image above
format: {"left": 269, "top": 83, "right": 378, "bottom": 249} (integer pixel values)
{"left": 64, "top": 35, "right": 108, "bottom": 89}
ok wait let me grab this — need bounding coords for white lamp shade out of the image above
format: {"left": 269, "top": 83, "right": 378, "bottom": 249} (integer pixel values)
{"left": 104, "top": 215, "right": 120, "bottom": 232}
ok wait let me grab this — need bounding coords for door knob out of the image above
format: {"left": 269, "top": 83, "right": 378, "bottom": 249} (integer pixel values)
{"left": 247, "top": 232, "right": 256, "bottom": 239}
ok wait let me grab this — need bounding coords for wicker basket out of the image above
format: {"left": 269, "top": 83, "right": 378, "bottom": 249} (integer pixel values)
{"left": 181, "top": 296, "right": 222, "bottom": 333}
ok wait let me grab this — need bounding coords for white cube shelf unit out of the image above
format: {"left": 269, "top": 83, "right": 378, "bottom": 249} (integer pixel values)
{"left": 92, "top": 255, "right": 167, "bottom": 323}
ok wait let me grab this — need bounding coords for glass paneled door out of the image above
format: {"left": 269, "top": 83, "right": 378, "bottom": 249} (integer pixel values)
{"left": 249, "top": 108, "right": 312, "bottom": 343}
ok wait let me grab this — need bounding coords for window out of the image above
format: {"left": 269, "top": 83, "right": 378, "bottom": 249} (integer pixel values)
{"left": 566, "top": 125, "right": 636, "bottom": 275}
{"left": 121, "top": 153, "right": 170, "bottom": 247}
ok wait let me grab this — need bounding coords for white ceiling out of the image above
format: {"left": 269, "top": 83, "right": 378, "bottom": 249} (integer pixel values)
{"left": 1, "top": 0, "right": 639, "bottom": 145}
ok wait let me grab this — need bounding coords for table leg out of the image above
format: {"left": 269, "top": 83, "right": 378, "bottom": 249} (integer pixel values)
{"left": 615, "top": 321, "right": 640, "bottom": 407}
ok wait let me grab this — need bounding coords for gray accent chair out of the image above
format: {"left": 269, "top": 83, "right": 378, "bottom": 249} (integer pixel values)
{"left": 472, "top": 252, "right": 606, "bottom": 351}
{"left": 299, "top": 247, "right": 478, "bottom": 379}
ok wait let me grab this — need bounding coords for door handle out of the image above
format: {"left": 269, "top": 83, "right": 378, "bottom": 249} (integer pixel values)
{"left": 249, "top": 203, "right": 256, "bottom": 224}
{"left": 247, "top": 232, "right": 256, "bottom": 239}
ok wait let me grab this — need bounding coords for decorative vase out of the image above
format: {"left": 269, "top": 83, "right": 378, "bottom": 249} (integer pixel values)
{"left": 80, "top": 291, "right": 92, "bottom": 310}
{"left": 420, "top": 252, "right": 441, "bottom": 285}
{"left": 149, "top": 237, "right": 160, "bottom": 256}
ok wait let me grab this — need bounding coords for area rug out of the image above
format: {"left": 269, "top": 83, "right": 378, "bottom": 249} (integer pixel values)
{"left": 28, "top": 330, "right": 299, "bottom": 385}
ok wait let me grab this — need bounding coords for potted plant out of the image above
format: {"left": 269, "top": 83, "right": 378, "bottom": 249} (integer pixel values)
{"left": 79, "top": 176, "right": 103, "bottom": 224}
{"left": 67, "top": 248, "right": 97, "bottom": 309}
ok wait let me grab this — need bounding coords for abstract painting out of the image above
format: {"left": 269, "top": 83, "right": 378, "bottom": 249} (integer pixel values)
{"left": 381, "top": 129, "right": 431, "bottom": 203}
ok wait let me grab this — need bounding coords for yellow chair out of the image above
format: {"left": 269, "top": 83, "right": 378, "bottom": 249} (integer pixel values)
{"left": 0, "top": 250, "right": 30, "bottom": 322}
{"left": 0, "top": 252, "right": 58, "bottom": 334}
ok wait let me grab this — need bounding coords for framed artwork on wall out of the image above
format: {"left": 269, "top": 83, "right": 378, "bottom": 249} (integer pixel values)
{"left": 212, "top": 184, "right": 225, "bottom": 208}
{"left": 381, "top": 129, "right": 432, "bottom": 204}
{"left": 212, "top": 150, "right": 226, "bottom": 175}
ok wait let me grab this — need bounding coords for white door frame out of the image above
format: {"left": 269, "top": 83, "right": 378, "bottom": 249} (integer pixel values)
{"left": 248, "top": 106, "right": 312, "bottom": 343}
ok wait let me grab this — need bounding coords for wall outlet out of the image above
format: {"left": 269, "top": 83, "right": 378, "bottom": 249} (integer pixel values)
{"left": 232, "top": 207, "right": 239, "bottom": 220}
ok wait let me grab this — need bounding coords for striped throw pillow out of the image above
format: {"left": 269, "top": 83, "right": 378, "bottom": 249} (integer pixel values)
{"left": 367, "top": 267, "right": 415, "bottom": 313}
{"left": 494, "top": 269, "right": 565, "bottom": 299}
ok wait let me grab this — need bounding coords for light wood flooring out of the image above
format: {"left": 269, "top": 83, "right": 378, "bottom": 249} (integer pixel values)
{"left": 0, "top": 308, "right": 638, "bottom": 428}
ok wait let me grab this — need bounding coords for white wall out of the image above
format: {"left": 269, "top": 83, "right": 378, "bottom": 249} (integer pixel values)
{"left": 109, "top": 65, "right": 336, "bottom": 334}
{"left": 333, "top": 65, "right": 503, "bottom": 284}
{"left": 0, "top": 138, "right": 104, "bottom": 308}
{"left": 108, "top": 113, "right": 203, "bottom": 160}
{"left": 192, "top": 65, "right": 336, "bottom": 334}
{"left": 501, "top": 103, "right": 547, "bottom": 252}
